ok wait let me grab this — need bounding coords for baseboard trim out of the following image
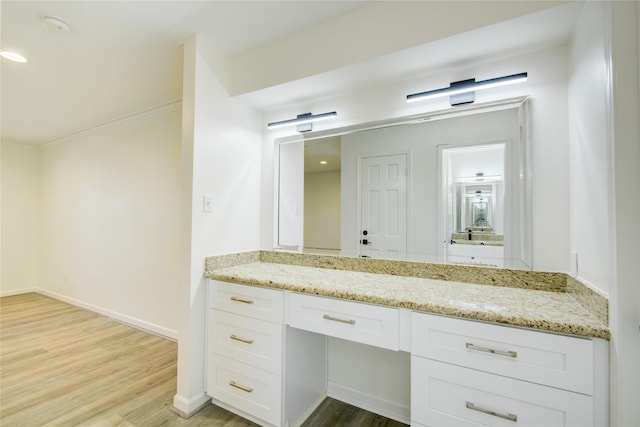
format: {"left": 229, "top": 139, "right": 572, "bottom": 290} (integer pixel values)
{"left": 172, "top": 393, "right": 212, "bottom": 419}
{"left": 327, "top": 381, "right": 410, "bottom": 425}
{"left": 0, "top": 287, "right": 38, "bottom": 297}
{"left": 34, "top": 288, "right": 178, "bottom": 341}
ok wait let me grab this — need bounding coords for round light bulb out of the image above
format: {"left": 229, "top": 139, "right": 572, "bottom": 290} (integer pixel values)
{"left": 0, "top": 51, "right": 28, "bottom": 63}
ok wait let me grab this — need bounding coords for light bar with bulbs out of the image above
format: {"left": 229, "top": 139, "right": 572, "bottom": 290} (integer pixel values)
{"left": 267, "top": 111, "right": 337, "bottom": 132}
{"left": 406, "top": 72, "right": 527, "bottom": 106}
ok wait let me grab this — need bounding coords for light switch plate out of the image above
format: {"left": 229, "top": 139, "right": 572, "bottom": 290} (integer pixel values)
{"left": 203, "top": 194, "right": 213, "bottom": 212}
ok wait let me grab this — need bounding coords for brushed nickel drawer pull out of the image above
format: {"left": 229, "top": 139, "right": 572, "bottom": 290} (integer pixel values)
{"left": 230, "top": 334, "right": 254, "bottom": 344}
{"left": 230, "top": 296, "right": 254, "bottom": 304}
{"left": 323, "top": 314, "right": 356, "bottom": 325}
{"left": 229, "top": 380, "right": 253, "bottom": 393}
{"left": 466, "top": 401, "right": 517, "bottom": 422}
{"left": 466, "top": 342, "right": 517, "bottom": 358}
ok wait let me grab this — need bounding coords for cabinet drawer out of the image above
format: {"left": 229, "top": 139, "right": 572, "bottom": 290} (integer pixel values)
{"left": 288, "top": 293, "right": 399, "bottom": 350}
{"left": 207, "top": 354, "right": 281, "bottom": 427}
{"left": 209, "top": 280, "right": 284, "bottom": 323}
{"left": 411, "top": 357, "right": 593, "bottom": 427}
{"left": 411, "top": 312, "right": 594, "bottom": 394}
{"left": 209, "top": 310, "right": 283, "bottom": 374}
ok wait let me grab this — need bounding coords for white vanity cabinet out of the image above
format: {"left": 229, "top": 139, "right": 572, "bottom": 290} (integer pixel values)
{"left": 205, "top": 279, "right": 608, "bottom": 427}
{"left": 410, "top": 312, "right": 609, "bottom": 427}
{"left": 206, "top": 280, "right": 326, "bottom": 427}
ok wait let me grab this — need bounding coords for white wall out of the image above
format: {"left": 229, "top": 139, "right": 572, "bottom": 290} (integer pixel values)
{"left": 568, "top": 3, "right": 640, "bottom": 426}
{"left": 264, "top": 45, "right": 570, "bottom": 272}
{"left": 174, "top": 35, "right": 263, "bottom": 415}
{"left": 37, "top": 108, "right": 182, "bottom": 338}
{"left": 568, "top": 1, "right": 610, "bottom": 295}
{"left": 232, "top": 1, "right": 565, "bottom": 95}
{"left": 604, "top": 3, "right": 640, "bottom": 427}
{"left": 304, "top": 171, "right": 341, "bottom": 250}
{"left": 1, "top": 141, "right": 40, "bottom": 294}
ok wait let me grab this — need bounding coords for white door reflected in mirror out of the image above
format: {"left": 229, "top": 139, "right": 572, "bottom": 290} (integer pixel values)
{"left": 359, "top": 153, "right": 407, "bottom": 260}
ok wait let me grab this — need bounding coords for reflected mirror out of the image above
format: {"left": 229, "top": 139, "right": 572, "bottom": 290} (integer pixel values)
{"left": 276, "top": 97, "right": 531, "bottom": 269}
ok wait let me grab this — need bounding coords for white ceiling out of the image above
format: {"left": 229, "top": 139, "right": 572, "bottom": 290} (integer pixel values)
{"left": 1, "top": 1, "right": 369, "bottom": 145}
{"left": 1, "top": 1, "right": 580, "bottom": 146}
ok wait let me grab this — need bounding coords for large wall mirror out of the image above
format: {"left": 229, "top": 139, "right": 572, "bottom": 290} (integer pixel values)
{"left": 276, "top": 97, "right": 532, "bottom": 269}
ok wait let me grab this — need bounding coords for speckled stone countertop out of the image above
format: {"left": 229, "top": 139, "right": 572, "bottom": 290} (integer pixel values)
{"left": 205, "top": 252, "right": 610, "bottom": 340}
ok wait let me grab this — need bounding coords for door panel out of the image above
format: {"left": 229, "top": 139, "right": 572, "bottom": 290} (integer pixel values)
{"left": 360, "top": 154, "right": 407, "bottom": 259}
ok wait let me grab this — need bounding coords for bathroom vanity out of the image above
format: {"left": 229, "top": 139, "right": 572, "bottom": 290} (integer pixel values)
{"left": 204, "top": 252, "right": 609, "bottom": 427}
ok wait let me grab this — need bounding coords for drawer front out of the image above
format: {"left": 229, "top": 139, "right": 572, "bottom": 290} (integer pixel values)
{"left": 209, "top": 280, "right": 284, "bottom": 323}
{"left": 209, "top": 309, "right": 283, "bottom": 374}
{"left": 411, "top": 312, "right": 594, "bottom": 394}
{"left": 411, "top": 357, "right": 593, "bottom": 427}
{"left": 207, "top": 354, "right": 281, "bottom": 427}
{"left": 288, "top": 293, "right": 399, "bottom": 350}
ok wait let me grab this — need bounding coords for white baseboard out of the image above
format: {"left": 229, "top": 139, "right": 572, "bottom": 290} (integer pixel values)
{"left": 31, "top": 288, "right": 178, "bottom": 341}
{"left": 328, "top": 381, "right": 410, "bottom": 425}
{"left": 172, "top": 392, "right": 211, "bottom": 419}
{"left": 0, "top": 287, "right": 38, "bottom": 297}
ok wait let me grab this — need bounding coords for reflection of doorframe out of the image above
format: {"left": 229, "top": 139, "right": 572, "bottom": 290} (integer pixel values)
{"left": 437, "top": 141, "right": 509, "bottom": 263}
{"left": 356, "top": 152, "right": 409, "bottom": 259}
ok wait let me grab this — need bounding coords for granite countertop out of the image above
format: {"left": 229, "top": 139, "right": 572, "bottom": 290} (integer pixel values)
{"left": 206, "top": 260, "right": 610, "bottom": 340}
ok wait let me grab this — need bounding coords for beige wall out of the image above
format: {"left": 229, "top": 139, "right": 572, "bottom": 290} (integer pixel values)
{"left": 1, "top": 108, "right": 184, "bottom": 338}
{"left": 304, "top": 171, "right": 341, "bottom": 250}
{"left": 1, "top": 141, "right": 40, "bottom": 294}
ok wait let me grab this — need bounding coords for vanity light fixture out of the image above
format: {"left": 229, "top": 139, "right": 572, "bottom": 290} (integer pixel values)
{"left": 0, "top": 51, "right": 28, "bottom": 63}
{"left": 458, "top": 173, "right": 502, "bottom": 183}
{"left": 267, "top": 111, "right": 337, "bottom": 132}
{"left": 406, "top": 72, "right": 528, "bottom": 106}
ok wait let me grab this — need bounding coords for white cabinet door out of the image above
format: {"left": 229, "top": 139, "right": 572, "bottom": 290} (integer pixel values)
{"left": 411, "top": 357, "right": 593, "bottom": 427}
{"left": 411, "top": 312, "right": 594, "bottom": 394}
{"left": 210, "top": 280, "right": 284, "bottom": 323}
{"left": 209, "top": 309, "right": 284, "bottom": 374}
{"left": 208, "top": 354, "right": 282, "bottom": 427}
{"left": 288, "top": 292, "right": 399, "bottom": 350}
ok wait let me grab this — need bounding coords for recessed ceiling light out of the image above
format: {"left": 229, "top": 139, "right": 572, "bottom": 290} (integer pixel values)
{"left": 42, "top": 16, "right": 71, "bottom": 34}
{"left": 0, "top": 51, "right": 27, "bottom": 63}
{"left": 320, "top": 161, "right": 328, "bottom": 165}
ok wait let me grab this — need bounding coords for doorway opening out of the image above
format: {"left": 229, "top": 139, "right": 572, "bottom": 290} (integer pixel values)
{"left": 440, "top": 143, "right": 506, "bottom": 266}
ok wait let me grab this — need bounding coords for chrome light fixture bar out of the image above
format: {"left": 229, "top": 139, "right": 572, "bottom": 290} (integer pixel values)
{"left": 406, "top": 72, "right": 528, "bottom": 106}
{"left": 267, "top": 111, "right": 337, "bottom": 132}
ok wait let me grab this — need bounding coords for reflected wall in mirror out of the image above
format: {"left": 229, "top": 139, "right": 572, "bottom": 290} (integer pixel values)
{"left": 276, "top": 98, "right": 531, "bottom": 269}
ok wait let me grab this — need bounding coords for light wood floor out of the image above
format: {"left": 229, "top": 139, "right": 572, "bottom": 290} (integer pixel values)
{"left": 1, "top": 293, "right": 407, "bottom": 427}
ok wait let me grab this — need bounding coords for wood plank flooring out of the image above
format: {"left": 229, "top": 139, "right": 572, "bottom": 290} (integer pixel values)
{"left": 1, "top": 293, "right": 407, "bottom": 427}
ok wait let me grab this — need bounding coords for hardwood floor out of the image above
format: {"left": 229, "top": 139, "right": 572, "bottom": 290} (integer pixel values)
{"left": 1, "top": 293, "right": 407, "bottom": 427}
